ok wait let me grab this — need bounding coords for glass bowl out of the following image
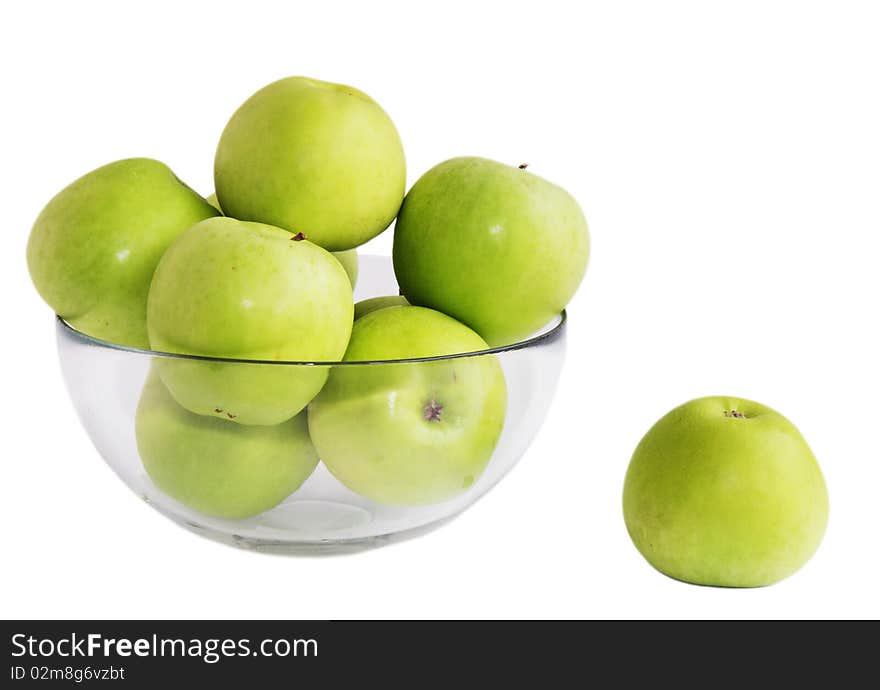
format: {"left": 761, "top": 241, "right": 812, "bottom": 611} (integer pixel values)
{"left": 56, "top": 255, "right": 566, "bottom": 554}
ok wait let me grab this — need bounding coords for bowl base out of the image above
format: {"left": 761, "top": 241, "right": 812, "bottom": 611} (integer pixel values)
{"left": 155, "top": 502, "right": 457, "bottom": 556}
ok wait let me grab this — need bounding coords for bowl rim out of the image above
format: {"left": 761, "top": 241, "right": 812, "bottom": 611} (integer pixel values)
{"left": 56, "top": 310, "right": 566, "bottom": 366}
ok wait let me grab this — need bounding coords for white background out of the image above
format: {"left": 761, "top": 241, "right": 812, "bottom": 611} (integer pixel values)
{"left": 2, "top": 0, "right": 878, "bottom": 619}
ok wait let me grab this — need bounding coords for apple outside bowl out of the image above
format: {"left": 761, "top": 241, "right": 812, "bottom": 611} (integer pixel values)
{"left": 56, "top": 255, "right": 566, "bottom": 554}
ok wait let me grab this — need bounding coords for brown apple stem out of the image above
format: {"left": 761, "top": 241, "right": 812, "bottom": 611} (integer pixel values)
{"left": 291, "top": 232, "right": 307, "bottom": 241}
{"left": 518, "top": 163, "right": 529, "bottom": 170}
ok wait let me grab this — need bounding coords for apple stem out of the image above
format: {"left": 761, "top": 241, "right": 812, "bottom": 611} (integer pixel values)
{"left": 291, "top": 232, "right": 307, "bottom": 241}
{"left": 518, "top": 163, "right": 529, "bottom": 170}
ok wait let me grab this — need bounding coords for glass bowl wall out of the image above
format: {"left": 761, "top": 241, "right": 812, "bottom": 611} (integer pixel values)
{"left": 56, "top": 256, "right": 566, "bottom": 553}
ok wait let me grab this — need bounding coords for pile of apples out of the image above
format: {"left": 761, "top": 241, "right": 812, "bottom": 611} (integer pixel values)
{"left": 27, "top": 76, "right": 590, "bottom": 518}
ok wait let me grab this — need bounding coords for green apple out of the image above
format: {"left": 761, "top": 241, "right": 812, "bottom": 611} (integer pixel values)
{"left": 308, "top": 306, "right": 507, "bottom": 506}
{"left": 214, "top": 76, "right": 406, "bottom": 251}
{"left": 136, "top": 371, "right": 318, "bottom": 519}
{"left": 393, "top": 157, "right": 589, "bottom": 346}
{"left": 623, "top": 396, "right": 829, "bottom": 587}
{"left": 333, "top": 249, "right": 359, "bottom": 289}
{"left": 27, "top": 158, "right": 218, "bottom": 348}
{"left": 147, "top": 216, "right": 353, "bottom": 425}
{"left": 353, "top": 295, "right": 408, "bottom": 320}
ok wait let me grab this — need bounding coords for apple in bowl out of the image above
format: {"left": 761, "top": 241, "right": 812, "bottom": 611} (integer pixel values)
{"left": 27, "top": 158, "right": 218, "bottom": 348}
{"left": 147, "top": 216, "right": 353, "bottom": 425}
{"left": 393, "top": 157, "right": 589, "bottom": 346}
{"left": 309, "top": 306, "right": 507, "bottom": 505}
{"left": 215, "top": 76, "right": 406, "bottom": 251}
{"left": 136, "top": 371, "right": 318, "bottom": 519}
